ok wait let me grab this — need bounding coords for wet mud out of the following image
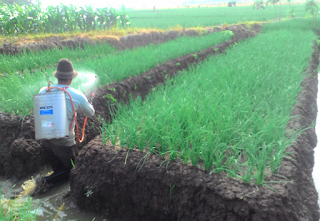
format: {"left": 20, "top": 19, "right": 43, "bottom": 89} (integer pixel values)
{"left": 68, "top": 40, "right": 320, "bottom": 220}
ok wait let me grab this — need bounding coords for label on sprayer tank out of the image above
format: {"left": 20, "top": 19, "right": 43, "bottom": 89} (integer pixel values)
{"left": 40, "top": 106, "right": 53, "bottom": 115}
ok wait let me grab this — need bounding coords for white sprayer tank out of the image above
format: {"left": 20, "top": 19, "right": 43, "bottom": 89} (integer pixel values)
{"left": 33, "top": 91, "right": 69, "bottom": 140}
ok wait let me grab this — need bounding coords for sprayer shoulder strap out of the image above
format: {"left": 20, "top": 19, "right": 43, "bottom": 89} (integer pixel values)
{"left": 46, "top": 86, "right": 69, "bottom": 91}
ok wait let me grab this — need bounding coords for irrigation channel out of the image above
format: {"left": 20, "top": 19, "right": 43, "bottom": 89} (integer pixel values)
{"left": 0, "top": 168, "right": 107, "bottom": 221}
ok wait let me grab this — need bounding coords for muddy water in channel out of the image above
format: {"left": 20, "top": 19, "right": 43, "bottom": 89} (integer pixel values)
{"left": 0, "top": 165, "right": 106, "bottom": 221}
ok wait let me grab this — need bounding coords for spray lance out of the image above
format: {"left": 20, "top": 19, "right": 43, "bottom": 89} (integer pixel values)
{"left": 33, "top": 73, "right": 97, "bottom": 143}
{"left": 90, "top": 75, "right": 98, "bottom": 104}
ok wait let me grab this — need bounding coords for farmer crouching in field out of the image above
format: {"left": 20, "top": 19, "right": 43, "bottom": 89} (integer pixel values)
{"left": 33, "top": 58, "right": 95, "bottom": 195}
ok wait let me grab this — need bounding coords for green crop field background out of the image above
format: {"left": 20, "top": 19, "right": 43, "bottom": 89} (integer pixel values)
{"left": 127, "top": 5, "right": 306, "bottom": 28}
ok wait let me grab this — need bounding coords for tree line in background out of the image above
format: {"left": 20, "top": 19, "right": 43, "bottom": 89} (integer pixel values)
{"left": 0, "top": 0, "right": 35, "bottom": 5}
{"left": 253, "top": 0, "right": 318, "bottom": 25}
{"left": 0, "top": 1, "right": 131, "bottom": 35}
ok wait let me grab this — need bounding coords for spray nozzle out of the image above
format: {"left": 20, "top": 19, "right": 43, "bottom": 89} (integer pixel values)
{"left": 90, "top": 75, "right": 98, "bottom": 102}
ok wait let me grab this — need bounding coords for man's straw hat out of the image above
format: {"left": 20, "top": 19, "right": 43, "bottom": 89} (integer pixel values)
{"left": 53, "top": 58, "right": 78, "bottom": 80}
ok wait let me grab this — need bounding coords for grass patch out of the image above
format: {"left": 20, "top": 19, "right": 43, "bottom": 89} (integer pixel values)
{"left": 0, "top": 187, "right": 38, "bottom": 221}
{"left": 127, "top": 5, "right": 306, "bottom": 29}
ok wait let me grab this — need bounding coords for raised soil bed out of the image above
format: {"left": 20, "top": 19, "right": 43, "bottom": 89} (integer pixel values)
{"left": 0, "top": 24, "right": 259, "bottom": 179}
{"left": 4, "top": 23, "right": 316, "bottom": 221}
{"left": 69, "top": 34, "right": 320, "bottom": 220}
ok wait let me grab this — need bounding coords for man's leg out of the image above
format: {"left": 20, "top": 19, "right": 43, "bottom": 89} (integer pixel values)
{"left": 50, "top": 144, "right": 78, "bottom": 171}
{"left": 42, "top": 140, "right": 67, "bottom": 173}
{"left": 33, "top": 141, "right": 73, "bottom": 195}
{"left": 40, "top": 142, "right": 77, "bottom": 187}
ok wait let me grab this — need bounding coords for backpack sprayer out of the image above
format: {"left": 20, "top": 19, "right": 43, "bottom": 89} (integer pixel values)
{"left": 33, "top": 73, "right": 97, "bottom": 142}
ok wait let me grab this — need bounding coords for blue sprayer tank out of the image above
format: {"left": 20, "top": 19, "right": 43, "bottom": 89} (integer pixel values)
{"left": 33, "top": 91, "right": 69, "bottom": 140}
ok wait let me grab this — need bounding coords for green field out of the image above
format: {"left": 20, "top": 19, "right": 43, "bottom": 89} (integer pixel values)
{"left": 0, "top": 3, "right": 319, "bottom": 219}
{"left": 127, "top": 5, "right": 306, "bottom": 28}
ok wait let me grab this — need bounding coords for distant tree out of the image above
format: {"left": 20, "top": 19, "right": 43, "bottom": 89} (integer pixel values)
{"left": 267, "top": 0, "right": 282, "bottom": 21}
{"left": 286, "top": 0, "right": 295, "bottom": 18}
{"left": 305, "top": 0, "right": 319, "bottom": 26}
{"left": 228, "top": 1, "right": 236, "bottom": 7}
{"left": 253, "top": 0, "right": 266, "bottom": 20}
{"left": 0, "top": 0, "right": 39, "bottom": 5}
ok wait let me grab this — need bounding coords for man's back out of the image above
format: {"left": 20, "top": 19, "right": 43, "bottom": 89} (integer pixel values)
{"left": 39, "top": 84, "right": 95, "bottom": 146}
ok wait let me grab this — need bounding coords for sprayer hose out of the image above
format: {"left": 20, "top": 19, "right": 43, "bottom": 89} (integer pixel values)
{"left": 48, "top": 87, "right": 87, "bottom": 143}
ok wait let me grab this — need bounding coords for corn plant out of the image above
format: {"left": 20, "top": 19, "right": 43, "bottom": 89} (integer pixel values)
{"left": 0, "top": 2, "right": 131, "bottom": 35}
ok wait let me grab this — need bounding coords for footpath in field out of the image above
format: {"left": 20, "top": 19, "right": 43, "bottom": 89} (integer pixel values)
{"left": 69, "top": 19, "right": 319, "bottom": 221}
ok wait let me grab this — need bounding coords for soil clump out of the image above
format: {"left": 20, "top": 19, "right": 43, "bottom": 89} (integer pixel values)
{"left": 68, "top": 38, "right": 320, "bottom": 220}
{"left": 0, "top": 29, "right": 200, "bottom": 55}
{"left": 0, "top": 24, "right": 258, "bottom": 179}
{"left": 2, "top": 22, "right": 318, "bottom": 220}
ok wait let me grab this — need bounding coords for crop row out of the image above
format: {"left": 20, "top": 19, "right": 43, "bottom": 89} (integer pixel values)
{"left": 0, "top": 43, "right": 116, "bottom": 74}
{"left": 101, "top": 19, "right": 316, "bottom": 185}
{"left": 0, "top": 3, "right": 130, "bottom": 35}
{"left": 0, "top": 31, "right": 231, "bottom": 115}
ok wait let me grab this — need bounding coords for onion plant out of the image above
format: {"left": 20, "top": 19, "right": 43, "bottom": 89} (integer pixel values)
{"left": 0, "top": 43, "right": 116, "bottom": 74}
{"left": 101, "top": 19, "right": 316, "bottom": 185}
{"left": 0, "top": 31, "right": 230, "bottom": 115}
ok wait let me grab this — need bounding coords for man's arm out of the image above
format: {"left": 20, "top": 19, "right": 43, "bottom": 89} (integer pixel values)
{"left": 78, "top": 95, "right": 95, "bottom": 117}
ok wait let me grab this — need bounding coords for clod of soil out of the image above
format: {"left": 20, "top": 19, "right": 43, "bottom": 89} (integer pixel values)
{"left": 0, "top": 29, "right": 200, "bottom": 55}
{"left": 68, "top": 43, "right": 320, "bottom": 220}
{"left": 0, "top": 25, "right": 259, "bottom": 179}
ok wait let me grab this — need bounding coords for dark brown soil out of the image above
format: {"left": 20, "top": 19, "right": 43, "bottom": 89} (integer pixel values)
{"left": 0, "top": 114, "right": 47, "bottom": 177}
{"left": 0, "top": 29, "right": 201, "bottom": 55}
{"left": 0, "top": 24, "right": 258, "bottom": 179}
{"left": 1, "top": 22, "right": 318, "bottom": 220}
{"left": 67, "top": 31, "right": 320, "bottom": 220}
